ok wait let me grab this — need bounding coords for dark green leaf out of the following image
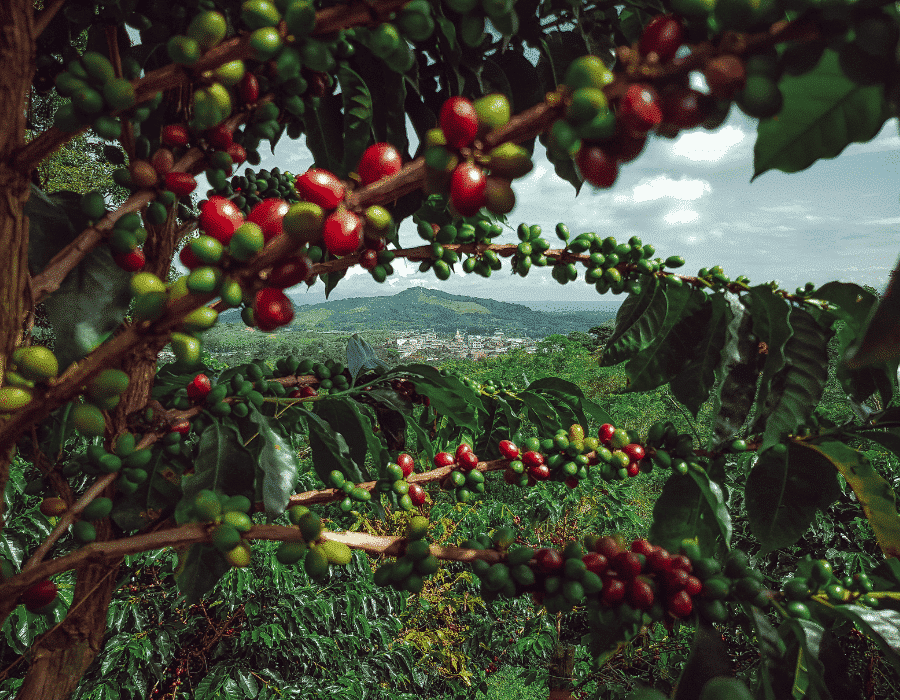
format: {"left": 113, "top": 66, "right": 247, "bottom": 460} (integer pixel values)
{"left": 302, "top": 93, "right": 344, "bottom": 176}
{"left": 670, "top": 292, "right": 732, "bottom": 415}
{"left": 829, "top": 605, "right": 900, "bottom": 675}
{"left": 518, "top": 390, "right": 561, "bottom": 435}
{"left": 649, "top": 473, "right": 723, "bottom": 557}
{"left": 744, "top": 285, "right": 793, "bottom": 427}
{"left": 346, "top": 333, "right": 389, "bottom": 380}
{"left": 601, "top": 276, "right": 663, "bottom": 367}
{"left": 753, "top": 48, "right": 889, "bottom": 180}
{"left": 745, "top": 440, "right": 842, "bottom": 555}
{"left": 299, "top": 405, "right": 368, "bottom": 485}
{"left": 174, "top": 544, "right": 230, "bottom": 605}
{"left": 248, "top": 408, "right": 299, "bottom": 519}
{"left": 686, "top": 463, "right": 732, "bottom": 548}
{"left": 314, "top": 397, "right": 373, "bottom": 481}
{"left": 780, "top": 618, "right": 833, "bottom": 700}
{"left": 338, "top": 63, "right": 374, "bottom": 177}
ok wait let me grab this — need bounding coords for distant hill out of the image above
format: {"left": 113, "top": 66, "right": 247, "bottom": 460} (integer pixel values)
{"left": 221, "top": 288, "right": 616, "bottom": 338}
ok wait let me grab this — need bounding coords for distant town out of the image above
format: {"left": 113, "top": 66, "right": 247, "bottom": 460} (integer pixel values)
{"left": 387, "top": 329, "right": 539, "bottom": 362}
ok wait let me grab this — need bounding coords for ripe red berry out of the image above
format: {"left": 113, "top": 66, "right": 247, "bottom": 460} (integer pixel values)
{"left": 322, "top": 208, "right": 363, "bottom": 256}
{"left": 595, "top": 535, "right": 622, "bottom": 559}
{"left": 295, "top": 168, "right": 345, "bottom": 210}
{"left": 565, "top": 476, "right": 579, "bottom": 489}
{"left": 21, "top": 579, "right": 58, "bottom": 612}
{"left": 170, "top": 419, "right": 191, "bottom": 435}
{"left": 457, "top": 450, "right": 479, "bottom": 472}
{"left": 161, "top": 124, "right": 190, "bottom": 147}
{"left": 630, "top": 539, "right": 654, "bottom": 557}
{"left": 667, "top": 589, "right": 693, "bottom": 618}
{"left": 165, "top": 172, "right": 198, "bottom": 197}
{"left": 659, "top": 88, "right": 713, "bottom": 129}
{"left": 529, "top": 463, "right": 551, "bottom": 480}
{"left": 670, "top": 554, "right": 693, "bottom": 572}
{"left": 288, "top": 389, "right": 303, "bottom": 398}
{"left": 535, "top": 548, "right": 564, "bottom": 573}
{"left": 227, "top": 142, "right": 247, "bottom": 165}
{"left": 455, "top": 443, "right": 473, "bottom": 459}
{"left": 607, "top": 126, "right": 648, "bottom": 163}
{"left": 238, "top": 72, "right": 260, "bottom": 104}
{"left": 626, "top": 462, "right": 640, "bottom": 477}
{"left": 408, "top": 482, "right": 426, "bottom": 506}
{"left": 397, "top": 453, "right": 415, "bottom": 477}
{"left": 618, "top": 84, "right": 663, "bottom": 134}
{"left": 434, "top": 452, "right": 455, "bottom": 468}
{"left": 685, "top": 575, "right": 703, "bottom": 596}
{"left": 186, "top": 373, "right": 212, "bottom": 402}
{"left": 179, "top": 245, "right": 203, "bottom": 270}
{"left": 299, "top": 385, "right": 317, "bottom": 398}
{"left": 248, "top": 198, "right": 290, "bottom": 243}
{"left": 268, "top": 255, "right": 312, "bottom": 289}
{"left": 200, "top": 195, "right": 245, "bottom": 244}
{"left": 439, "top": 96, "right": 479, "bottom": 149}
{"left": 614, "top": 551, "right": 644, "bottom": 579}
{"left": 627, "top": 576, "right": 655, "bottom": 610}
{"left": 449, "top": 162, "right": 487, "bottom": 216}
{"left": 254, "top": 288, "right": 294, "bottom": 331}
{"left": 206, "top": 124, "right": 234, "bottom": 150}
{"left": 598, "top": 424, "right": 615, "bottom": 444}
{"left": 601, "top": 577, "right": 626, "bottom": 606}
{"left": 360, "top": 249, "right": 379, "bottom": 270}
{"left": 498, "top": 440, "right": 519, "bottom": 460}
{"left": 646, "top": 548, "right": 672, "bottom": 574}
{"left": 575, "top": 145, "right": 618, "bottom": 189}
{"left": 639, "top": 14, "right": 685, "bottom": 63}
{"left": 583, "top": 552, "right": 608, "bottom": 575}
{"left": 664, "top": 568, "right": 690, "bottom": 591}
{"left": 522, "top": 451, "right": 544, "bottom": 469}
{"left": 357, "top": 143, "right": 403, "bottom": 186}
{"left": 623, "top": 444, "right": 645, "bottom": 461}
{"left": 113, "top": 248, "right": 145, "bottom": 271}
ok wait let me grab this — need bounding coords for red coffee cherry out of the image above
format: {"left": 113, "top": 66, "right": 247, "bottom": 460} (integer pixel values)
{"left": 522, "top": 451, "right": 544, "bottom": 468}
{"left": 165, "top": 172, "right": 198, "bottom": 197}
{"left": 295, "top": 168, "right": 345, "bottom": 210}
{"left": 618, "top": 84, "right": 663, "bottom": 134}
{"left": 601, "top": 577, "right": 626, "bottom": 606}
{"left": 685, "top": 575, "right": 703, "bottom": 596}
{"left": 254, "top": 288, "right": 294, "bottom": 331}
{"left": 598, "top": 424, "right": 616, "bottom": 444}
{"left": 439, "top": 96, "right": 479, "bottom": 149}
{"left": 21, "top": 580, "right": 58, "bottom": 612}
{"left": 583, "top": 552, "right": 608, "bottom": 575}
{"left": 299, "top": 385, "right": 317, "bottom": 398}
{"left": 630, "top": 538, "right": 654, "bottom": 557}
{"left": 646, "top": 547, "right": 673, "bottom": 574}
{"left": 498, "top": 440, "right": 519, "bottom": 460}
{"left": 595, "top": 535, "right": 622, "bottom": 559}
{"left": 455, "top": 443, "right": 473, "bottom": 459}
{"left": 607, "top": 125, "right": 648, "bottom": 163}
{"left": 627, "top": 576, "right": 655, "bottom": 610}
{"left": 667, "top": 589, "right": 693, "bottom": 618}
{"left": 626, "top": 462, "right": 640, "bottom": 477}
{"left": 200, "top": 195, "right": 245, "bottom": 244}
{"left": 206, "top": 124, "right": 234, "bottom": 150}
{"left": 535, "top": 548, "right": 564, "bottom": 573}
{"left": 703, "top": 54, "right": 746, "bottom": 100}
{"left": 238, "top": 72, "right": 260, "bottom": 103}
{"left": 170, "top": 419, "right": 191, "bottom": 435}
{"left": 434, "top": 451, "right": 455, "bottom": 468}
{"left": 614, "top": 551, "right": 644, "bottom": 579}
{"left": 408, "top": 482, "right": 426, "bottom": 506}
{"left": 670, "top": 554, "right": 693, "bottom": 572}
{"left": 227, "top": 142, "right": 247, "bottom": 165}
{"left": 322, "top": 208, "right": 363, "bottom": 256}
{"left": 186, "top": 373, "right": 212, "bottom": 402}
{"left": 248, "top": 198, "right": 290, "bottom": 243}
{"left": 639, "top": 14, "right": 685, "bottom": 63}
{"left": 179, "top": 245, "right": 203, "bottom": 270}
{"left": 397, "top": 453, "right": 415, "bottom": 477}
{"left": 659, "top": 87, "right": 713, "bottom": 129}
{"left": 457, "top": 450, "right": 479, "bottom": 472}
{"left": 113, "top": 249, "right": 145, "bottom": 271}
{"left": 161, "top": 124, "right": 190, "bottom": 147}
{"left": 623, "top": 444, "right": 645, "bottom": 461}
{"left": 360, "top": 249, "right": 379, "bottom": 270}
{"left": 575, "top": 145, "right": 618, "bottom": 189}
{"left": 357, "top": 143, "right": 403, "bottom": 186}
{"left": 450, "top": 162, "right": 487, "bottom": 216}
{"left": 269, "top": 255, "right": 312, "bottom": 289}
{"left": 664, "top": 568, "right": 690, "bottom": 591}
{"left": 529, "top": 463, "right": 551, "bottom": 480}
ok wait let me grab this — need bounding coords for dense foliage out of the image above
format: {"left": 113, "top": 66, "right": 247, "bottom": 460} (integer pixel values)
{"left": 1, "top": 0, "right": 900, "bottom": 698}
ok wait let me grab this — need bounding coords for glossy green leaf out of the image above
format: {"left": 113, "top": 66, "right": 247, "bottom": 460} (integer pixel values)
{"left": 179, "top": 422, "right": 256, "bottom": 523}
{"left": 323, "top": 268, "right": 347, "bottom": 300}
{"left": 174, "top": 544, "right": 230, "bottom": 605}
{"left": 601, "top": 275, "right": 663, "bottom": 367}
{"left": 744, "top": 285, "right": 793, "bottom": 427}
{"left": 709, "top": 298, "right": 761, "bottom": 448}
{"left": 314, "top": 397, "right": 374, "bottom": 482}
{"left": 686, "top": 462, "right": 732, "bottom": 548}
{"left": 338, "top": 63, "right": 373, "bottom": 178}
{"left": 519, "top": 390, "right": 561, "bottom": 435}
{"left": 302, "top": 93, "right": 344, "bottom": 176}
{"left": 346, "top": 333, "right": 389, "bottom": 380}
{"left": 755, "top": 306, "right": 830, "bottom": 454}
{"left": 807, "top": 440, "right": 900, "bottom": 559}
{"left": 649, "top": 473, "right": 723, "bottom": 557}
{"left": 753, "top": 48, "right": 890, "bottom": 180}
{"left": 298, "top": 404, "right": 367, "bottom": 487}
{"left": 745, "top": 441, "right": 842, "bottom": 556}
{"left": 829, "top": 605, "right": 900, "bottom": 675}
{"left": 625, "top": 284, "right": 705, "bottom": 392}
{"left": 248, "top": 408, "right": 300, "bottom": 519}
{"left": 394, "top": 364, "right": 478, "bottom": 433}
{"left": 779, "top": 618, "right": 832, "bottom": 700}
{"left": 670, "top": 291, "right": 732, "bottom": 416}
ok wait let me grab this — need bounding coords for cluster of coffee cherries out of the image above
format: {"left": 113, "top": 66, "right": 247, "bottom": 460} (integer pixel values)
{"left": 376, "top": 453, "right": 427, "bottom": 511}
{"left": 373, "top": 516, "right": 441, "bottom": 593}
{"left": 0, "top": 346, "right": 60, "bottom": 416}
{"left": 498, "top": 424, "right": 595, "bottom": 490}
{"left": 643, "top": 419, "right": 748, "bottom": 476}
{"left": 414, "top": 218, "right": 506, "bottom": 280}
{"left": 388, "top": 378, "right": 431, "bottom": 407}
{"left": 276, "top": 505, "right": 353, "bottom": 580}
{"left": 442, "top": 0, "right": 519, "bottom": 47}
{"left": 423, "top": 93, "right": 534, "bottom": 217}
{"left": 779, "top": 557, "right": 883, "bottom": 618}
{"left": 434, "top": 443, "right": 486, "bottom": 504}
{"left": 182, "top": 490, "right": 257, "bottom": 568}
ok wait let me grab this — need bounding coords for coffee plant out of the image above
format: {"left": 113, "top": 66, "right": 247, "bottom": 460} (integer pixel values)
{"left": 1, "top": 0, "right": 900, "bottom": 697}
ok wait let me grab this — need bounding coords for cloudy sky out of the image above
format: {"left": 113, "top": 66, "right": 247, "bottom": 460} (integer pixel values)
{"left": 239, "top": 73, "right": 900, "bottom": 313}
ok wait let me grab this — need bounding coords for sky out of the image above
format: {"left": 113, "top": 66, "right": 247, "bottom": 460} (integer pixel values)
{"left": 205, "top": 72, "right": 900, "bottom": 312}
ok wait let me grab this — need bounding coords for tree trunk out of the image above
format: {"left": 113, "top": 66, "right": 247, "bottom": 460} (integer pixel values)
{"left": 0, "top": 0, "right": 36, "bottom": 530}
{"left": 548, "top": 643, "right": 575, "bottom": 699}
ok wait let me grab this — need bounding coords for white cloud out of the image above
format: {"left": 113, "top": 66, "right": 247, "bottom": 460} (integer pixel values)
{"left": 633, "top": 175, "right": 711, "bottom": 202}
{"left": 664, "top": 210, "right": 699, "bottom": 225}
{"left": 670, "top": 126, "right": 746, "bottom": 162}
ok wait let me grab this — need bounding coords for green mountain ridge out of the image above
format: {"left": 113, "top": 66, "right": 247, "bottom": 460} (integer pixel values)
{"left": 222, "top": 288, "right": 615, "bottom": 338}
